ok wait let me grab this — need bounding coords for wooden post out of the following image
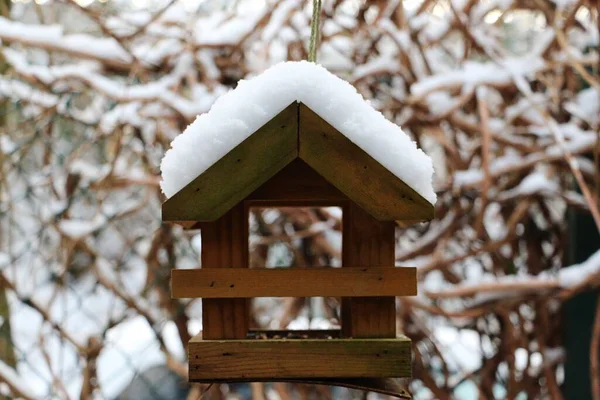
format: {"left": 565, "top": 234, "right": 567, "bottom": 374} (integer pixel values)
{"left": 342, "top": 203, "right": 396, "bottom": 338}
{"left": 201, "top": 203, "right": 248, "bottom": 339}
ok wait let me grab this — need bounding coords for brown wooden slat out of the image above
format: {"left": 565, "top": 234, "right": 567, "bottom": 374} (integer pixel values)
{"left": 342, "top": 203, "right": 398, "bottom": 338}
{"left": 162, "top": 102, "right": 298, "bottom": 222}
{"left": 188, "top": 337, "right": 411, "bottom": 380}
{"left": 298, "top": 103, "right": 434, "bottom": 222}
{"left": 201, "top": 204, "right": 248, "bottom": 340}
{"left": 187, "top": 332, "right": 412, "bottom": 396}
{"left": 171, "top": 267, "right": 416, "bottom": 299}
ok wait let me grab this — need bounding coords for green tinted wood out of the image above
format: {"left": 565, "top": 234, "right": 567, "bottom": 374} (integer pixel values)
{"left": 162, "top": 103, "right": 298, "bottom": 222}
{"left": 298, "top": 103, "right": 434, "bottom": 221}
{"left": 163, "top": 102, "right": 434, "bottom": 223}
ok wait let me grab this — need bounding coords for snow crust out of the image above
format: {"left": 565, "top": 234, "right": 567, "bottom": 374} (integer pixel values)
{"left": 160, "top": 61, "right": 436, "bottom": 204}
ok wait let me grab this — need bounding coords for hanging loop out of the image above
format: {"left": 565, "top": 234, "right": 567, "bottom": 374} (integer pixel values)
{"left": 308, "top": 0, "right": 322, "bottom": 62}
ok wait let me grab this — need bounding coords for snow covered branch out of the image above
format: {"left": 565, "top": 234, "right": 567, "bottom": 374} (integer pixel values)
{"left": 1, "top": 0, "right": 599, "bottom": 398}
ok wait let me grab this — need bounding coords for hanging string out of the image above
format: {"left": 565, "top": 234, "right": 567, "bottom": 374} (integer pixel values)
{"left": 308, "top": 0, "right": 322, "bottom": 62}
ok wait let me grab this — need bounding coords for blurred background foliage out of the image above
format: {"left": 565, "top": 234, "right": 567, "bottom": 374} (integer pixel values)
{"left": 0, "top": 0, "right": 599, "bottom": 399}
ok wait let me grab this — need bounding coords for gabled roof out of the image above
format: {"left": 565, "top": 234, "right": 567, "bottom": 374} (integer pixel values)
{"left": 162, "top": 102, "right": 434, "bottom": 222}
{"left": 160, "top": 62, "right": 435, "bottom": 203}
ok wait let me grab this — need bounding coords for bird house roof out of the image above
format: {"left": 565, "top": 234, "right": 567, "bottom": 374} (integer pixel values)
{"left": 161, "top": 62, "right": 436, "bottom": 222}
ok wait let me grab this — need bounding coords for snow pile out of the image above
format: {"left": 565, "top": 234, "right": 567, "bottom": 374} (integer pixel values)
{"left": 160, "top": 61, "right": 436, "bottom": 204}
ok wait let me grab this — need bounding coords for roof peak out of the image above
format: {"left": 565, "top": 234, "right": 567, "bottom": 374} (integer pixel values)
{"left": 162, "top": 103, "right": 434, "bottom": 222}
{"left": 160, "top": 61, "right": 436, "bottom": 204}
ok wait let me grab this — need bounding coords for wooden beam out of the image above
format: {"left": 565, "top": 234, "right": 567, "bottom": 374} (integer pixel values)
{"left": 171, "top": 267, "right": 416, "bottom": 298}
{"left": 299, "top": 103, "right": 434, "bottom": 222}
{"left": 162, "top": 102, "right": 298, "bottom": 222}
{"left": 200, "top": 204, "right": 248, "bottom": 340}
{"left": 188, "top": 337, "right": 411, "bottom": 380}
{"left": 342, "top": 204, "right": 398, "bottom": 338}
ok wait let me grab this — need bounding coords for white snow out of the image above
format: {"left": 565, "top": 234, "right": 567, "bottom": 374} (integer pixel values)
{"left": 0, "top": 136, "right": 16, "bottom": 154}
{"left": 261, "top": 0, "right": 301, "bottom": 42}
{"left": 0, "top": 360, "right": 38, "bottom": 400}
{"left": 565, "top": 87, "right": 599, "bottom": 127}
{"left": 195, "top": 5, "right": 268, "bottom": 45}
{"left": 58, "top": 215, "right": 107, "bottom": 239}
{"left": 498, "top": 171, "right": 559, "bottom": 201}
{"left": 558, "top": 248, "right": 600, "bottom": 287}
{"left": 0, "top": 17, "right": 132, "bottom": 65}
{"left": 454, "top": 126, "right": 597, "bottom": 188}
{"left": 353, "top": 55, "right": 400, "bottom": 80}
{"left": 411, "top": 57, "right": 545, "bottom": 98}
{"left": 426, "top": 248, "right": 600, "bottom": 299}
{"left": 0, "top": 76, "right": 58, "bottom": 108}
{"left": 160, "top": 61, "right": 436, "bottom": 204}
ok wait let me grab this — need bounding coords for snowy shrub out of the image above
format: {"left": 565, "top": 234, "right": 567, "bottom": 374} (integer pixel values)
{"left": 0, "top": 0, "right": 598, "bottom": 398}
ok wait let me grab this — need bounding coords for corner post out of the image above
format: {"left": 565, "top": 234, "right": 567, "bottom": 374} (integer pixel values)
{"left": 341, "top": 203, "right": 396, "bottom": 338}
{"left": 201, "top": 203, "right": 249, "bottom": 339}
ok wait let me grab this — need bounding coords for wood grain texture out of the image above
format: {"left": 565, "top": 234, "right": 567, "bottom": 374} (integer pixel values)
{"left": 171, "top": 267, "right": 416, "bottom": 298}
{"left": 298, "top": 103, "right": 434, "bottom": 222}
{"left": 188, "top": 337, "right": 411, "bottom": 380}
{"left": 162, "top": 102, "right": 298, "bottom": 222}
{"left": 246, "top": 158, "right": 347, "bottom": 202}
{"left": 201, "top": 204, "right": 248, "bottom": 339}
{"left": 342, "top": 204, "right": 399, "bottom": 338}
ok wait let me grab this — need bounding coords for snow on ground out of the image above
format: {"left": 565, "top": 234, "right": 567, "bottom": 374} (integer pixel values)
{"left": 160, "top": 61, "right": 436, "bottom": 204}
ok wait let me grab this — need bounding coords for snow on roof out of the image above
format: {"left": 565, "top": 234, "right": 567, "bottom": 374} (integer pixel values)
{"left": 160, "top": 61, "right": 436, "bottom": 204}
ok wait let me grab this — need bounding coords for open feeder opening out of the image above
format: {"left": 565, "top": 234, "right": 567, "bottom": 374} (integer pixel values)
{"left": 249, "top": 206, "right": 343, "bottom": 332}
{"left": 249, "top": 206, "right": 343, "bottom": 268}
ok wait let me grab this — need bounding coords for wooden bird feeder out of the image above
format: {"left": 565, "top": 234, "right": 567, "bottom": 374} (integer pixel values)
{"left": 162, "top": 102, "right": 434, "bottom": 388}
